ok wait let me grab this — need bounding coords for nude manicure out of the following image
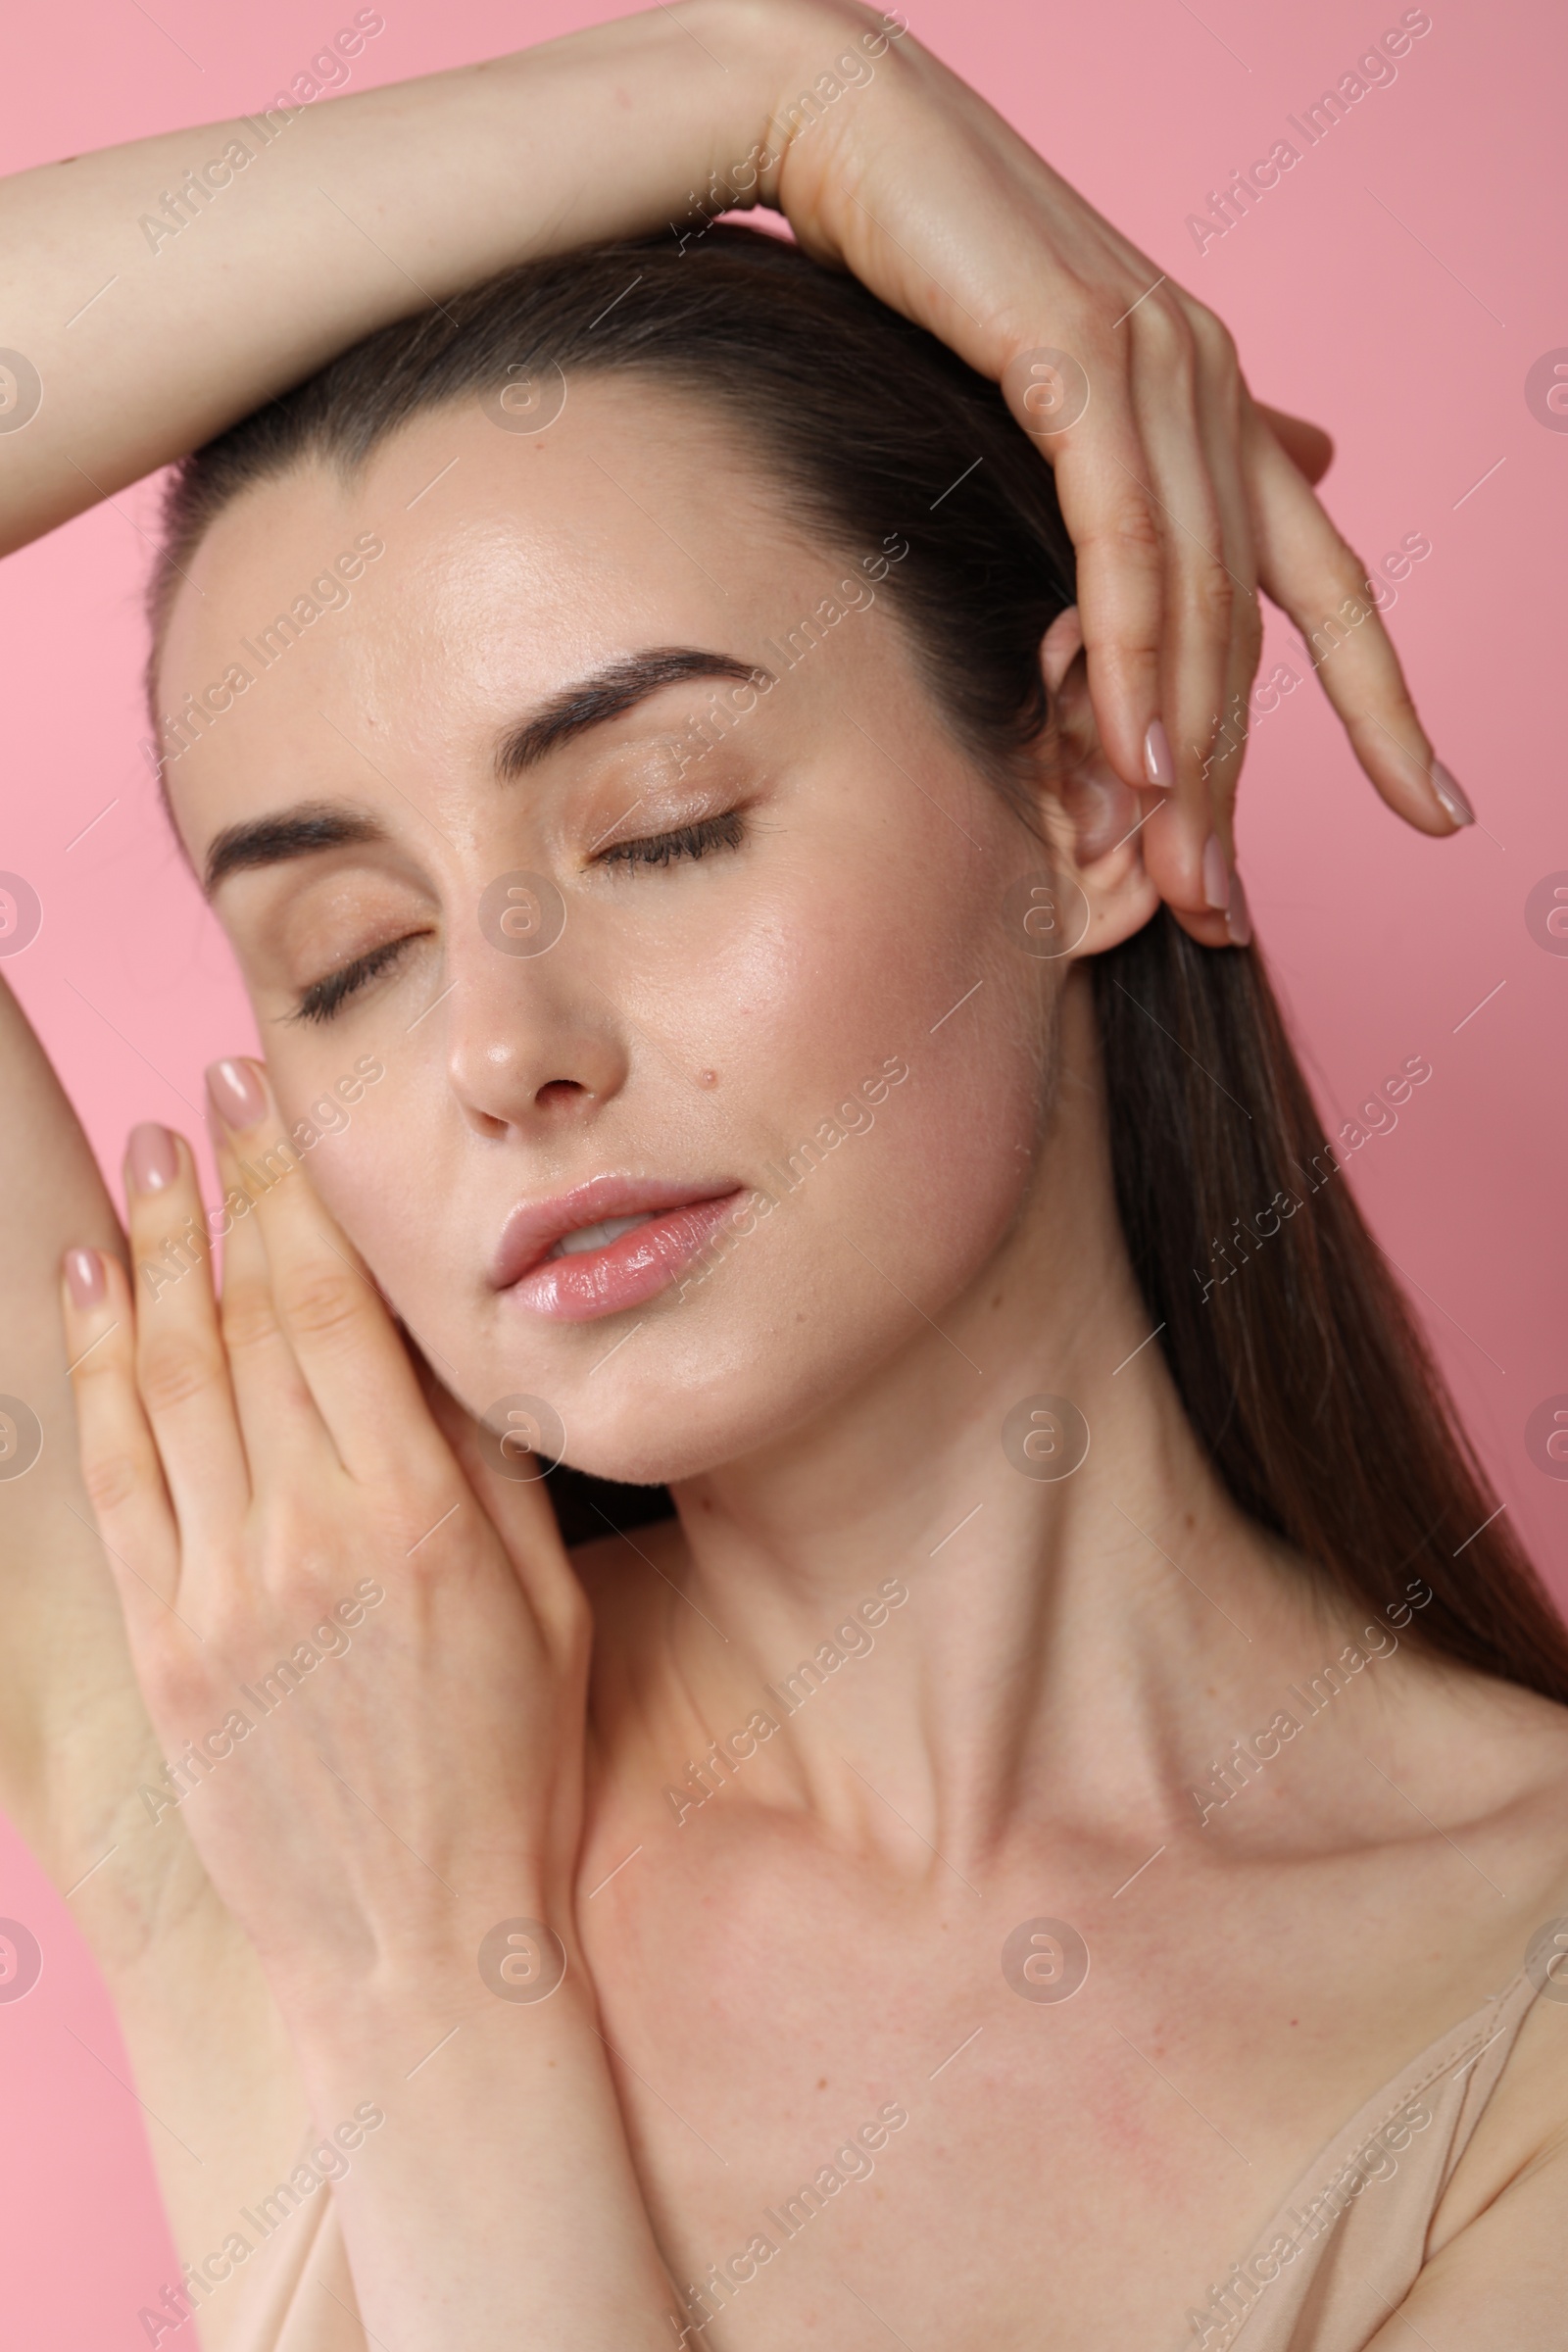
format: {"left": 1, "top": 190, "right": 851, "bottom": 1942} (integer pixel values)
{"left": 1430, "top": 762, "right": 1474, "bottom": 827}
{"left": 1225, "top": 866, "right": 1252, "bottom": 948}
{"left": 206, "top": 1056, "right": 268, "bottom": 1131}
{"left": 1200, "top": 833, "right": 1230, "bottom": 911}
{"left": 1144, "top": 717, "right": 1176, "bottom": 789}
{"left": 126, "top": 1120, "right": 177, "bottom": 1194}
{"left": 64, "top": 1248, "right": 104, "bottom": 1309}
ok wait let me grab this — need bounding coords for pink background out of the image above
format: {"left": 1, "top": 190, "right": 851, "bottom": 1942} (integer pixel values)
{"left": 3, "top": 0, "right": 1565, "bottom": 2338}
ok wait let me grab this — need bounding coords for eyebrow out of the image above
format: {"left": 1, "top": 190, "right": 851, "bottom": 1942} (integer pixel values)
{"left": 204, "top": 803, "right": 389, "bottom": 898}
{"left": 493, "top": 645, "right": 772, "bottom": 778}
{"left": 202, "top": 645, "right": 772, "bottom": 897}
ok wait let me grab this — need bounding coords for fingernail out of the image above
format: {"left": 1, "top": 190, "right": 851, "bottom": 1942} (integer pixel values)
{"left": 126, "top": 1121, "right": 178, "bottom": 1194}
{"left": 1430, "top": 762, "right": 1474, "bottom": 827}
{"left": 1225, "top": 866, "right": 1252, "bottom": 948}
{"left": 206, "top": 1056, "right": 268, "bottom": 1131}
{"left": 1201, "top": 833, "right": 1230, "bottom": 911}
{"left": 64, "top": 1248, "right": 105, "bottom": 1310}
{"left": 1144, "top": 717, "right": 1176, "bottom": 789}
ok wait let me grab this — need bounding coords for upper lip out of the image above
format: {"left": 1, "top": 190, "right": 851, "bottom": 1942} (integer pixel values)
{"left": 489, "top": 1172, "right": 743, "bottom": 1291}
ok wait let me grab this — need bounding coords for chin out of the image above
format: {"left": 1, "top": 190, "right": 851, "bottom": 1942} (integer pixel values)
{"left": 530, "top": 1338, "right": 808, "bottom": 1489}
{"left": 400, "top": 1276, "right": 848, "bottom": 1490}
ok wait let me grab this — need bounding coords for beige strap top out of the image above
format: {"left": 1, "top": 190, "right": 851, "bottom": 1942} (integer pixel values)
{"left": 1194, "top": 1961, "right": 1546, "bottom": 2350}
{"left": 205, "top": 1966, "right": 1545, "bottom": 2352}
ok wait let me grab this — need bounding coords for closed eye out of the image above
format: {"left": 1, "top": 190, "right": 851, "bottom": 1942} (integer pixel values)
{"left": 595, "top": 809, "right": 747, "bottom": 871}
{"left": 284, "top": 809, "right": 745, "bottom": 1023}
{"left": 286, "top": 935, "right": 419, "bottom": 1026}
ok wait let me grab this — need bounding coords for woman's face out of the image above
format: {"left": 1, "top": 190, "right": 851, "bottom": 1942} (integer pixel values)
{"left": 158, "top": 380, "right": 1078, "bottom": 1484}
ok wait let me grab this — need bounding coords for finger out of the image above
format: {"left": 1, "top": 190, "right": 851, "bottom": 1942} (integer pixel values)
{"left": 122, "top": 1120, "right": 251, "bottom": 1552}
{"left": 1118, "top": 298, "right": 1252, "bottom": 936}
{"left": 1020, "top": 323, "right": 1166, "bottom": 799}
{"left": 416, "top": 1362, "right": 585, "bottom": 1646}
{"left": 1255, "top": 402, "right": 1334, "bottom": 487}
{"left": 1152, "top": 318, "right": 1268, "bottom": 948}
{"left": 59, "top": 1243, "right": 182, "bottom": 1634}
{"left": 203, "top": 1090, "right": 340, "bottom": 1492}
{"left": 1241, "top": 397, "right": 1467, "bottom": 836}
{"left": 205, "top": 1055, "right": 455, "bottom": 1491}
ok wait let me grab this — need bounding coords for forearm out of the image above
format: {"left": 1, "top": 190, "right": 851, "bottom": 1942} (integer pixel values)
{"left": 0, "top": 0, "right": 837, "bottom": 556}
{"left": 287, "top": 1952, "right": 680, "bottom": 2348}
{"left": 0, "top": 978, "right": 319, "bottom": 2322}
{"left": 0, "top": 966, "right": 125, "bottom": 1314}
{"left": 0, "top": 968, "right": 131, "bottom": 1812}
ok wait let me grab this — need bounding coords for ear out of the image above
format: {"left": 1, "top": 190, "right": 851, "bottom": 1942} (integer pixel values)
{"left": 1032, "top": 607, "right": 1162, "bottom": 956}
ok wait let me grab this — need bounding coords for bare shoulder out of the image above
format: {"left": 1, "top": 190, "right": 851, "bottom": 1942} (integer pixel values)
{"left": 1372, "top": 1652, "right": 1568, "bottom": 1995}
{"left": 1413, "top": 1656, "right": 1568, "bottom": 1873}
{"left": 1407, "top": 1915, "right": 1568, "bottom": 2348}
{"left": 1396, "top": 1655, "right": 1568, "bottom": 2234}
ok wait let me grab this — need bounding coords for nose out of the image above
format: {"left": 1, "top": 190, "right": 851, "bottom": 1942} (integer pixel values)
{"left": 440, "top": 924, "right": 629, "bottom": 1139}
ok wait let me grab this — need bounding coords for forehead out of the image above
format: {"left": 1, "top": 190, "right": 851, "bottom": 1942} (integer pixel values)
{"left": 155, "top": 380, "right": 850, "bottom": 842}
{"left": 162, "top": 379, "right": 806, "bottom": 675}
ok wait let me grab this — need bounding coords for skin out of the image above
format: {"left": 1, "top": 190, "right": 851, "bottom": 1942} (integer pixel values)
{"left": 38, "top": 383, "right": 1568, "bottom": 2348}
{"left": 0, "top": 2, "right": 1534, "bottom": 2338}
{"left": 158, "top": 390, "right": 1133, "bottom": 1481}
{"left": 0, "top": 0, "right": 1466, "bottom": 946}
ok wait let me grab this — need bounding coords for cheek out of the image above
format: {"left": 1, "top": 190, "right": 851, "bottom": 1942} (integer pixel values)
{"left": 266, "top": 1078, "right": 427, "bottom": 1311}
{"left": 560, "top": 835, "right": 1057, "bottom": 1480}
{"left": 835, "top": 951, "right": 1051, "bottom": 1320}
{"left": 658, "top": 806, "right": 1043, "bottom": 1146}
{"left": 746, "top": 833, "right": 1051, "bottom": 1218}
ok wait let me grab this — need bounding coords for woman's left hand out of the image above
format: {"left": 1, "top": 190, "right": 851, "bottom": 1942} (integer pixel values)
{"left": 759, "top": 0, "right": 1468, "bottom": 941}
{"left": 60, "top": 1058, "right": 591, "bottom": 2018}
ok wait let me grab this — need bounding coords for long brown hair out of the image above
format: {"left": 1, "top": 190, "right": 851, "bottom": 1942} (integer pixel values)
{"left": 147, "top": 226, "right": 1568, "bottom": 1702}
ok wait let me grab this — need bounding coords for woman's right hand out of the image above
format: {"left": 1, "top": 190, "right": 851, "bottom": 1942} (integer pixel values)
{"left": 59, "top": 1068, "right": 683, "bottom": 2347}
{"left": 738, "top": 0, "right": 1463, "bottom": 939}
{"left": 60, "top": 1064, "right": 593, "bottom": 2012}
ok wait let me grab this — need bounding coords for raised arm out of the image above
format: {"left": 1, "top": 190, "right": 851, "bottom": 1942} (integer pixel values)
{"left": 0, "top": 974, "right": 315, "bottom": 2340}
{"left": 1, "top": 0, "right": 1462, "bottom": 941}
{"left": 0, "top": 968, "right": 131, "bottom": 1850}
{"left": 0, "top": 3, "right": 790, "bottom": 555}
{"left": 60, "top": 1068, "right": 685, "bottom": 2349}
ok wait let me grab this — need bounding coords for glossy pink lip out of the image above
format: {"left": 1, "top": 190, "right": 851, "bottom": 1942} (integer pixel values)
{"left": 490, "top": 1174, "right": 748, "bottom": 1323}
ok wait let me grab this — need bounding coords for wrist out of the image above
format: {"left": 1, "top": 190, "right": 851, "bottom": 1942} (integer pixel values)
{"left": 264, "top": 1887, "right": 579, "bottom": 2042}
{"left": 699, "top": 0, "right": 916, "bottom": 219}
{"left": 268, "top": 1963, "right": 683, "bottom": 2352}
{"left": 672, "top": 0, "right": 866, "bottom": 174}
{"left": 279, "top": 1929, "right": 596, "bottom": 2093}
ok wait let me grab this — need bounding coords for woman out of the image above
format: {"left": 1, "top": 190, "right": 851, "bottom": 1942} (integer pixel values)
{"left": 4, "top": 5, "right": 1562, "bottom": 2349}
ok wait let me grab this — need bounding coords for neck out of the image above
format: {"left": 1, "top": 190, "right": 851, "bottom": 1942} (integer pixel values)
{"left": 606, "top": 978, "right": 1340, "bottom": 1875}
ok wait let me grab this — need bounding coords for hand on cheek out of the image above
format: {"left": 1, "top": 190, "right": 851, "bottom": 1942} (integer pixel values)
{"left": 56, "top": 1061, "right": 593, "bottom": 2013}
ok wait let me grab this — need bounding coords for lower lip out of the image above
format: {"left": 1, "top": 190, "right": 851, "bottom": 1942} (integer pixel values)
{"left": 503, "top": 1192, "right": 750, "bottom": 1322}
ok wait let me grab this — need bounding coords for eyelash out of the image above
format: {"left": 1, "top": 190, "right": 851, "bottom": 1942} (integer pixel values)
{"left": 596, "top": 808, "right": 747, "bottom": 870}
{"left": 287, "top": 936, "right": 414, "bottom": 1028}
{"left": 286, "top": 810, "right": 747, "bottom": 1024}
